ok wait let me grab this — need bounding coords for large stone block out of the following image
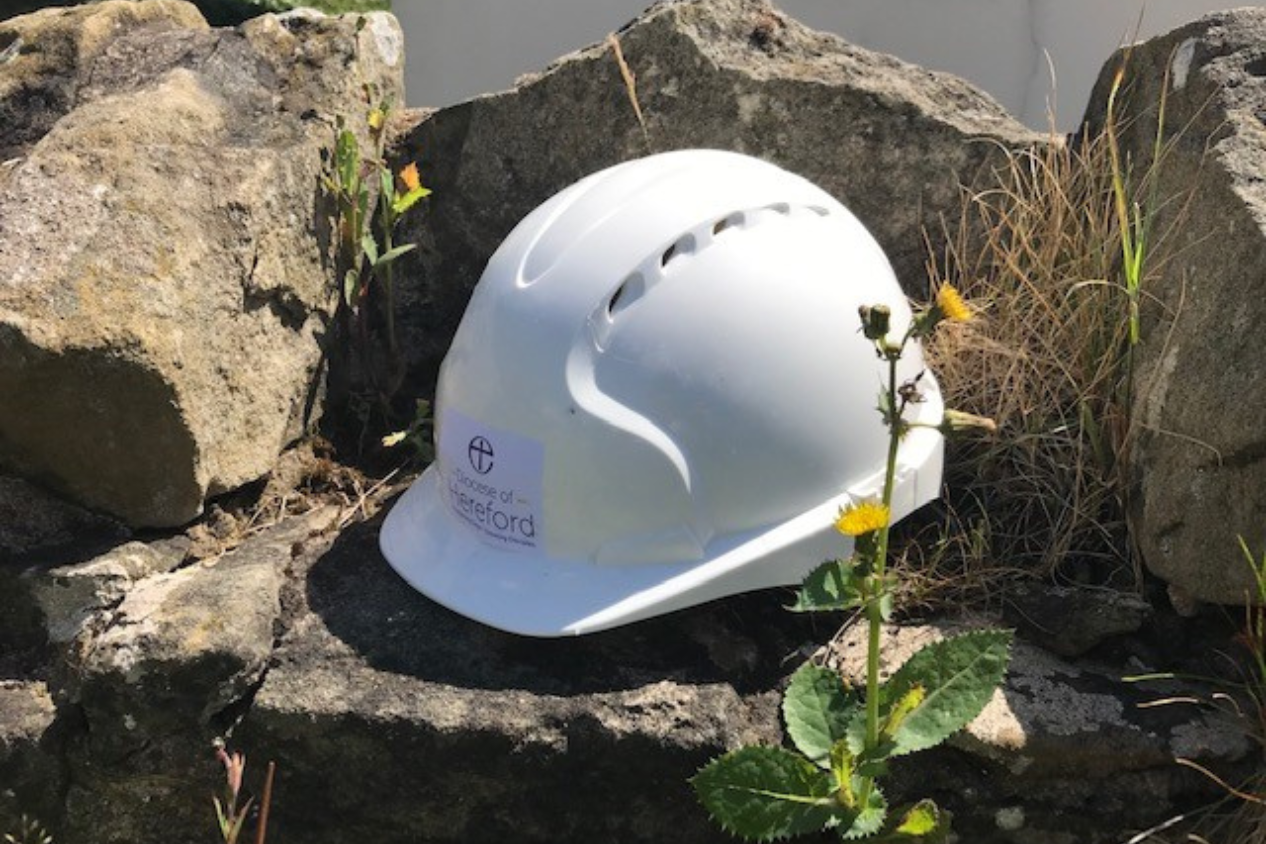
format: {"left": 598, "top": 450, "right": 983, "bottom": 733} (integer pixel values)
{"left": 0, "top": 1, "right": 405, "bottom": 527}
{"left": 1083, "top": 10, "right": 1266, "bottom": 604}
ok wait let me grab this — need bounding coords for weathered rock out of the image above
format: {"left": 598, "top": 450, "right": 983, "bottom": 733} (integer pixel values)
{"left": 71, "top": 525, "right": 289, "bottom": 735}
{"left": 2, "top": 1, "right": 391, "bottom": 29}
{"left": 1082, "top": 11, "right": 1266, "bottom": 604}
{"left": 388, "top": 0, "right": 1044, "bottom": 382}
{"left": 0, "top": 0, "right": 208, "bottom": 162}
{"left": 0, "top": 1, "right": 405, "bottom": 528}
{"left": 239, "top": 515, "right": 800, "bottom": 844}
{"left": 26, "top": 537, "right": 190, "bottom": 645}
{"left": 1003, "top": 582, "right": 1153, "bottom": 657}
{"left": 0, "top": 498, "right": 1250, "bottom": 843}
{"left": 826, "top": 621, "right": 1253, "bottom": 843}
{"left": 0, "top": 681, "right": 63, "bottom": 838}
{"left": 0, "top": 475, "right": 127, "bottom": 563}
{"left": 54, "top": 511, "right": 338, "bottom": 844}
{"left": 0, "top": 475, "right": 130, "bottom": 672}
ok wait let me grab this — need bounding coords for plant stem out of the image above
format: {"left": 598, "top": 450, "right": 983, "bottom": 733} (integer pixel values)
{"left": 254, "top": 761, "right": 276, "bottom": 844}
{"left": 863, "top": 353, "right": 903, "bottom": 786}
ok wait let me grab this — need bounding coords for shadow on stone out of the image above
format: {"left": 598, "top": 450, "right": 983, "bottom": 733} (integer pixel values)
{"left": 303, "top": 502, "right": 839, "bottom": 696}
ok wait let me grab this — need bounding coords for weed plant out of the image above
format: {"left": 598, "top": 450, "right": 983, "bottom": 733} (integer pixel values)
{"left": 324, "top": 89, "right": 430, "bottom": 409}
{"left": 2, "top": 816, "right": 51, "bottom": 844}
{"left": 692, "top": 289, "right": 1008, "bottom": 842}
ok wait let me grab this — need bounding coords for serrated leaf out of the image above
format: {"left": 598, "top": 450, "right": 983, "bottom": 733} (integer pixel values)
{"left": 392, "top": 185, "right": 432, "bottom": 215}
{"left": 791, "top": 559, "right": 865, "bottom": 613}
{"left": 894, "top": 800, "right": 942, "bottom": 836}
{"left": 838, "top": 783, "right": 887, "bottom": 840}
{"left": 884, "top": 630, "right": 1012, "bottom": 757}
{"left": 691, "top": 746, "right": 841, "bottom": 841}
{"left": 783, "top": 663, "right": 860, "bottom": 769}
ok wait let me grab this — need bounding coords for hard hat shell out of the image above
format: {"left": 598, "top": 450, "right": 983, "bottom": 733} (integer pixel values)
{"left": 380, "top": 149, "right": 943, "bottom": 636}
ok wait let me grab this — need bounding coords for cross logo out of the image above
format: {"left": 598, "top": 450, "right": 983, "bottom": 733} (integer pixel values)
{"left": 468, "top": 436, "right": 495, "bottom": 474}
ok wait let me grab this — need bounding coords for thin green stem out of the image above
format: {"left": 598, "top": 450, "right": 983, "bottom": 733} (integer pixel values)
{"left": 861, "top": 352, "right": 903, "bottom": 799}
{"left": 379, "top": 207, "right": 398, "bottom": 357}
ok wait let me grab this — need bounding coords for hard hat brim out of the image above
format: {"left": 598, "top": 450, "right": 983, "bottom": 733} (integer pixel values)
{"left": 378, "top": 425, "right": 942, "bottom": 637}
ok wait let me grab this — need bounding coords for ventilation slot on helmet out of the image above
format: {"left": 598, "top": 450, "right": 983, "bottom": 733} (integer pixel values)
{"left": 712, "top": 212, "right": 745, "bottom": 236}
{"left": 767, "top": 202, "right": 792, "bottom": 216}
{"left": 607, "top": 272, "right": 646, "bottom": 317}
{"left": 661, "top": 233, "right": 696, "bottom": 268}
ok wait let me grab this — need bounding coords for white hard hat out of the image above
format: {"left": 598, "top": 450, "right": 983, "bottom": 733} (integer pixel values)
{"left": 379, "top": 149, "right": 943, "bottom": 636}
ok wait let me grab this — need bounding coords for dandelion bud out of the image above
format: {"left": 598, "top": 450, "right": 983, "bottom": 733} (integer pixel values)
{"left": 939, "top": 409, "right": 998, "bottom": 436}
{"left": 859, "top": 304, "right": 891, "bottom": 341}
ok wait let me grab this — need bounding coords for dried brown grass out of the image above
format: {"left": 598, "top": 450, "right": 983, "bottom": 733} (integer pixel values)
{"left": 915, "top": 120, "right": 1169, "bottom": 592}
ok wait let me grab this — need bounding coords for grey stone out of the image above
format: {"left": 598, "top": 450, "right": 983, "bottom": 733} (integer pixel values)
{"left": 0, "top": 504, "right": 1248, "bottom": 843}
{"left": 0, "top": 681, "right": 63, "bottom": 838}
{"left": 0, "top": 1, "right": 404, "bottom": 528}
{"left": 0, "top": 475, "right": 130, "bottom": 672}
{"left": 825, "top": 620, "right": 1253, "bottom": 843}
{"left": 1003, "top": 582, "right": 1153, "bottom": 657}
{"left": 53, "top": 512, "right": 339, "bottom": 844}
{"left": 388, "top": 0, "right": 1044, "bottom": 382}
{"left": 0, "top": 0, "right": 208, "bottom": 162}
{"left": 73, "top": 525, "right": 285, "bottom": 729}
{"left": 27, "top": 537, "right": 189, "bottom": 645}
{"left": 237, "top": 515, "right": 801, "bottom": 844}
{"left": 0, "top": 474, "right": 127, "bottom": 563}
{"left": 1082, "top": 10, "right": 1266, "bottom": 604}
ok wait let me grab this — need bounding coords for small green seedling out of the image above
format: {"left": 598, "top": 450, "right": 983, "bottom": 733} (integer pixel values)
{"left": 323, "top": 95, "right": 431, "bottom": 381}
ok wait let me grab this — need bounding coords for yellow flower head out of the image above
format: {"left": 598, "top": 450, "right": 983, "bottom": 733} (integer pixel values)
{"left": 834, "top": 501, "right": 890, "bottom": 537}
{"left": 936, "top": 283, "right": 972, "bottom": 323}
{"left": 367, "top": 107, "right": 386, "bottom": 132}
{"left": 400, "top": 162, "right": 421, "bottom": 192}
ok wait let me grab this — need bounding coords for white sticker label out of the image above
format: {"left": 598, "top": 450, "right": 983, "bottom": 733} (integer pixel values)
{"left": 437, "top": 408, "right": 544, "bottom": 551}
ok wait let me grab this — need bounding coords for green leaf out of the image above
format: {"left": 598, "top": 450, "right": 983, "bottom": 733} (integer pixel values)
{"left": 343, "top": 268, "right": 360, "bottom": 306}
{"left": 691, "top": 746, "right": 840, "bottom": 842}
{"left": 791, "top": 559, "right": 865, "bottom": 613}
{"left": 783, "top": 664, "right": 860, "bottom": 770}
{"left": 828, "top": 740, "right": 856, "bottom": 805}
{"left": 360, "top": 233, "right": 379, "bottom": 265}
{"left": 880, "top": 684, "right": 925, "bottom": 740}
{"left": 838, "top": 783, "right": 887, "bottom": 840}
{"left": 883, "top": 630, "right": 1012, "bottom": 757}
{"left": 335, "top": 128, "right": 359, "bottom": 188}
{"left": 374, "top": 243, "right": 417, "bottom": 267}
{"left": 893, "top": 800, "right": 942, "bottom": 836}
{"left": 379, "top": 165, "right": 393, "bottom": 197}
{"left": 392, "top": 185, "right": 432, "bottom": 215}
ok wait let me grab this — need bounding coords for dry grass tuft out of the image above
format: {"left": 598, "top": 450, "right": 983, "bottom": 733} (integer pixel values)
{"left": 917, "top": 115, "right": 1176, "bottom": 591}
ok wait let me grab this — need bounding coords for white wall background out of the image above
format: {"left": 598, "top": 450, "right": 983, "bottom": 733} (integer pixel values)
{"left": 395, "top": 0, "right": 1266, "bottom": 131}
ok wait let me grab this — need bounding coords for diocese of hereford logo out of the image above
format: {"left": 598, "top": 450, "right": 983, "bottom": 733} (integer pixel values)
{"left": 468, "top": 435, "right": 495, "bottom": 474}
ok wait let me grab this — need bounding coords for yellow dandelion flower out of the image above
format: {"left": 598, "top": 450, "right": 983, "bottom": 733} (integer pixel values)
{"left": 936, "top": 283, "right": 972, "bottom": 322}
{"left": 400, "top": 162, "right": 421, "bottom": 192}
{"left": 834, "top": 501, "right": 890, "bottom": 537}
{"left": 367, "top": 107, "right": 386, "bottom": 131}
